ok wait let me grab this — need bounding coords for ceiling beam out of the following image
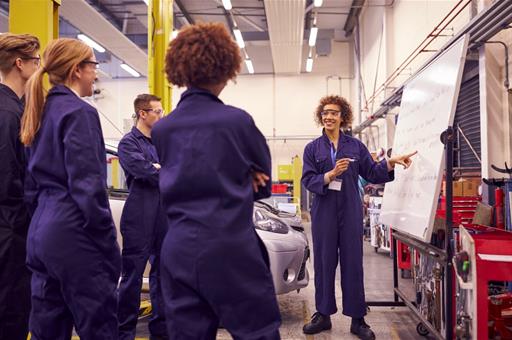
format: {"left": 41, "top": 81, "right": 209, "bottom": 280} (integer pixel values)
{"left": 87, "top": 0, "right": 124, "bottom": 31}
{"left": 174, "top": 0, "right": 194, "bottom": 25}
{"left": 183, "top": 12, "right": 266, "bottom": 17}
{"left": 60, "top": 0, "right": 147, "bottom": 76}
{"left": 223, "top": 8, "right": 234, "bottom": 31}
{"left": 0, "top": 8, "right": 7, "bottom": 32}
{"left": 305, "top": 0, "right": 313, "bottom": 30}
{"left": 122, "top": 30, "right": 272, "bottom": 42}
{"left": 344, "top": 0, "right": 365, "bottom": 36}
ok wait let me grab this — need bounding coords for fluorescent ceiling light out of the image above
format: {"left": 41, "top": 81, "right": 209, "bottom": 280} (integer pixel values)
{"left": 120, "top": 63, "right": 141, "bottom": 77}
{"left": 245, "top": 59, "right": 254, "bottom": 74}
{"left": 313, "top": 0, "right": 323, "bottom": 7}
{"left": 306, "top": 58, "right": 313, "bottom": 73}
{"left": 308, "top": 26, "right": 318, "bottom": 47}
{"left": 143, "top": 0, "right": 149, "bottom": 5}
{"left": 233, "top": 29, "right": 245, "bottom": 48}
{"left": 77, "top": 34, "right": 105, "bottom": 53}
{"left": 222, "top": 0, "right": 232, "bottom": 10}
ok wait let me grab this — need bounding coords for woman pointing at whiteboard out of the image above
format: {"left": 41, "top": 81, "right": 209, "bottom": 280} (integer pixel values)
{"left": 301, "top": 95, "right": 416, "bottom": 339}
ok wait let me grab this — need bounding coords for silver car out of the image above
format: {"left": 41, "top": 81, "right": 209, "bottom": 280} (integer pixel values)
{"left": 106, "top": 144, "right": 309, "bottom": 295}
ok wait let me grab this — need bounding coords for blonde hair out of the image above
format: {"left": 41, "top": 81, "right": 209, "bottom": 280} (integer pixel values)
{"left": 21, "top": 38, "right": 93, "bottom": 146}
{"left": 0, "top": 33, "right": 40, "bottom": 74}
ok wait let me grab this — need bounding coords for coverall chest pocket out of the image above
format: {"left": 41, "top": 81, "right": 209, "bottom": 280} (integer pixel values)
{"left": 315, "top": 156, "right": 331, "bottom": 173}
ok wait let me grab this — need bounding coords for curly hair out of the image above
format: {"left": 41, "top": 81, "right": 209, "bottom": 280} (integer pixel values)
{"left": 314, "top": 95, "right": 353, "bottom": 129}
{"left": 165, "top": 22, "right": 242, "bottom": 87}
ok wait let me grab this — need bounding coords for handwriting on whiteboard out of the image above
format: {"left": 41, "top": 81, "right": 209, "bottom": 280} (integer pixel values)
{"left": 379, "top": 35, "right": 469, "bottom": 242}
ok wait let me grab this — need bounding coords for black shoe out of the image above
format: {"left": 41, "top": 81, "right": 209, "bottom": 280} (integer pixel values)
{"left": 303, "top": 312, "right": 332, "bottom": 334}
{"left": 350, "top": 318, "right": 375, "bottom": 340}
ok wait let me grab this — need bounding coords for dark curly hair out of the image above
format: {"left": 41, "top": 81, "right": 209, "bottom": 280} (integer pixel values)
{"left": 165, "top": 22, "right": 242, "bottom": 87}
{"left": 314, "top": 95, "right": 353, "bottom": 129}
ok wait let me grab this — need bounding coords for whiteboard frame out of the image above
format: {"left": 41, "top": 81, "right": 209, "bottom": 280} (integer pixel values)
{"left": 379, "top": 34, "right": 469, "bottom": 242}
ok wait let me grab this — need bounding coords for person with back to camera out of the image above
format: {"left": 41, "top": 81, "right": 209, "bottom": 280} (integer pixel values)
{"left": 117, "top": 94, "right": 168, "bottom": 340}
{"left": 151, "top": 22, "right": 282, "bottom": 340}
{"left": 0, "top": 32, "right": 40, "bottom": 340}
{"left": 302, "top": 95, "right": 416, "bottom": 339}
{"left": 20, "top": 38, "right": 121, "bottom": 339}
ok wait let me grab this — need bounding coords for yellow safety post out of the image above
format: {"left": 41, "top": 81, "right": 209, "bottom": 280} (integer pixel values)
{"left": 111, "top": 157, "right": 120, "bottom": 189}
{"left": 138, "top": 299, "right": 152, "bottom": 318}
{"left": 148, "top": 0, "right": 172, "bottom": 113}
{"left": 292, "top": 155, "right": 302, "bottom": 215}
{"left": 9, "top": 0, "right": 60, "bottom": 50}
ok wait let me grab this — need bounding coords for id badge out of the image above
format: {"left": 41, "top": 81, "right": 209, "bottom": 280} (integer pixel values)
{"left": 328, "top": 179, "right": 342, "bottom": 191}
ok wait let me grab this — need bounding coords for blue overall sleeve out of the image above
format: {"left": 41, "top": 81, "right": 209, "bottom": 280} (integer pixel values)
{"left": 62, "top": 108, "right": 113, "bottom": 230}
{"left": 244, "top": 117, "right": 272, "bottom": 201}
{"left": 301, "top": 142, "right": 329, "bottom": 196}
{"left": 0, "top": 111, "right": 20, "bottom": 202}
{"left": 118, "top": 138, "right": 159, "bottom": 187}
{"left": 24, "top": 167, "right": 38, "bottom": 217}
{"left": 358, "top": 141, "right": 394, "bottom": 184}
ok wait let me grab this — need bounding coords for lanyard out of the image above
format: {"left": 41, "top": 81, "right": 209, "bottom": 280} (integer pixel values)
{"left": 330, "top": 143, "right": 336, "bottom": 167}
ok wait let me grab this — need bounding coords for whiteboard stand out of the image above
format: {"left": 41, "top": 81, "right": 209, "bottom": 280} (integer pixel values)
{"left": 444, "top": 126, "right": 455, "bottom": 340}
{"left": 389, "top": 127, "right": 456, "bottom": 340}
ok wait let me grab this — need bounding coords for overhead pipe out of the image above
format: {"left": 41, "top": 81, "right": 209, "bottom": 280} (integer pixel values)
{"left": 363, "top": 0, "right": 471, "bottom": 110}
{"left": 474, "top": 40, "right": 510, "bottom": 91}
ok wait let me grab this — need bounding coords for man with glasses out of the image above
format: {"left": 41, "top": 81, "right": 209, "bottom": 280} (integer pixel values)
{"left": 0, "top": 33, "right": 40, "bottom": 340}
{"left": 118, "top": 94, "right": 168, "bottom": 340}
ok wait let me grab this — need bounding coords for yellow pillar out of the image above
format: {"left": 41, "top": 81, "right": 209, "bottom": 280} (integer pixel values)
{"left": 292, "top": 155, "right": 302, "bottom": 214}
{"left": 148, "top": 0, "right": 172, "bottom": 113}
{"left": 9, "top": 0, "right": 60, "bottom": 51}
{"left": 111, "top": 158, "right": 120, "bottom": 189}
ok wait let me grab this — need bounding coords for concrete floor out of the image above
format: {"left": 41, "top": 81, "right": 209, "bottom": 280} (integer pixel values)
{"left": 135, "top": 223, "right": 429, "bottom": 339}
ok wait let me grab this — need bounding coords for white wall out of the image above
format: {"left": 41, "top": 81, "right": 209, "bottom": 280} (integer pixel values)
{"left": 357, "top": 0, "right": 472, "bottom": 148}
{"left": 94, "top": 78, "right": 148, "bottom": 139}
{"left": 93, "top": 41, "right": 353, "bottom": 180}
{"left": 479, "top": 28, "right": 512, "bottom": 179}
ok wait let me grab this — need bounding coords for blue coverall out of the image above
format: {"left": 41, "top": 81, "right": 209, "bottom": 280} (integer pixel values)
{"left": 25, "top": 85, "right": 121, "bottom": 339}
{"left": 152, "top": 87, "right": 281, "bottom": 340}
{"left": 302, "top": 131, "right": 393, "bottom": 318}
{"left": 0, "top": 83, "right": 31, "bottom": 340}
{"left": 117, "top": 126, "right": 167, "bottom": 339}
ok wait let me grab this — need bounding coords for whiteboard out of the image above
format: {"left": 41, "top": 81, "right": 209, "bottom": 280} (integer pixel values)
{"left": 379, "top": 34, "right": 469, "bottom": 242}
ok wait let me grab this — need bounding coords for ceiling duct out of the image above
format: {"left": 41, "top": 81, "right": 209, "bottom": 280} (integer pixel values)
{"left": 60, "top": 0, "right": 147, "bottom": 76}
{"left": 264, "top": 0, "right": 306, "bottom": 74}
{"left": 0, "top": 8, "right": 8, "bottom": 32}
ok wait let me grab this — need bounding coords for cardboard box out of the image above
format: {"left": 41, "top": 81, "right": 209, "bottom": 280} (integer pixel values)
{"left": 453, "top": 180, "right": 463, "bottom": 196}
{"left": 443, "top": 179, "right": 463, "bottom": 196}
{"left": 462, "top": 178, "right": 480, "bottom": 197}
{"left": 442, "top": 178, "right": 481, "bottom": 197}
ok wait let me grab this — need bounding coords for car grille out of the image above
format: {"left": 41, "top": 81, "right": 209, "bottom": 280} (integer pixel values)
{"left": 297, "top": 246, "right": 310, "bottom": 281}
{"left": 291, "top": 225, "right": 304, "bottom": 232}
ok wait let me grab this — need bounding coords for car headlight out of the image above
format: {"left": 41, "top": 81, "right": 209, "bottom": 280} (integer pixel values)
{"left": 253, "top": 209, "right": 289, "bottom": 234}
